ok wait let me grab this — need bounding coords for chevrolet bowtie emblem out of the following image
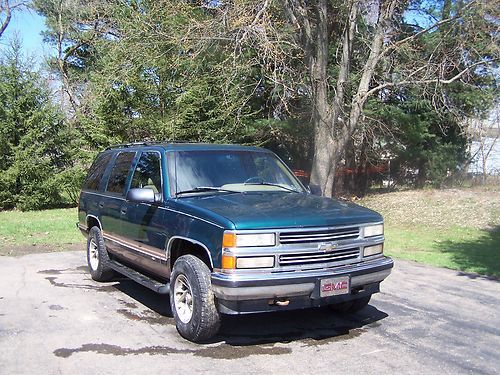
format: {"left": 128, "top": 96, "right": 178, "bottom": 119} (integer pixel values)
{"left": 318, "top": 242, "right": 339, "bottom": 252}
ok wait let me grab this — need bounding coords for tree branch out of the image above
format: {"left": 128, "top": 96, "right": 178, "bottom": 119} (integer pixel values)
{"left": 361, "top": 58, "right": 498, "bottom": 101}
{"left": 379, "top": 0, "right": 477, "bottom": 59}
{"left": 0, "top": 0, "right": 12, "bottom": 38}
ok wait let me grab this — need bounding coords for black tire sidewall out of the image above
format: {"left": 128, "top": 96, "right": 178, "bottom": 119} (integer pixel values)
{"left": 170, "top": 255, "right": 220, "bottom": 342}
{"left": 87, "top": 226, "right": 113, "bottom": 282}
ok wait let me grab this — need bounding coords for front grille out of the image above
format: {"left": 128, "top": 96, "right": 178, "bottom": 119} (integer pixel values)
{"left": 279, "top": 247, "right": 360, "bottom": 267}
{"left": 279, "top": 226, "right": 360, "bottom": 244}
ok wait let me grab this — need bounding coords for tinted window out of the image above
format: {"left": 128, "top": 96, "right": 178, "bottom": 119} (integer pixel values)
{"left": 130, "top": 152, "right": 162, "bottom": 194}
{"left": 106, "top": 152, "right": 136, "bottom": 195}
{"left": 83, "top": 152, "right": 112, "bottom": 191}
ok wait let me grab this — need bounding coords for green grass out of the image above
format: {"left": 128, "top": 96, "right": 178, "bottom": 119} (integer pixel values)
{"left": 384, "top": 225, "right": 500, "bottom": 277}
{"left": 0, "top": 208, "right": 83, "bottom": 250}
{"left": 360, "top": 186, "right": 500, "bottom": 278}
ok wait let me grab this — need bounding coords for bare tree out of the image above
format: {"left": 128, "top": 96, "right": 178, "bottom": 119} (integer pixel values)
{"left": 0, "top": 0, "right": 12, "bottom": 38}
{"left": 185, "top": 0, "right": 498, "bottom": 196}
{"left": 0, "top": 0, "right": 28, "bottom": 39}
{"left": 34, "top": 0, "right": 117, "bottom": 116}
{"left": 283, "top": 0, "right": 498, "bottom": 196}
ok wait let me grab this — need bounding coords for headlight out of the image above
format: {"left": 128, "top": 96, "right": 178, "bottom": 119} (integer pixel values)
{"left": 221, "top": 255, "right": 274, "bottom": 269}
{"left": 363, "top": 224, "right": 384, "bottom": 237}
{"left": 364, "top": 244, "right": 383, "bottom": 257}
{"left": 222, "top": 232, "right": 275, "bottom": 248}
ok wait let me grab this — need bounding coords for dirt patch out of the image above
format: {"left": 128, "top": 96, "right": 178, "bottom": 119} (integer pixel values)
{"left": 0, "top": 243, "right": 83, "bottom": 257}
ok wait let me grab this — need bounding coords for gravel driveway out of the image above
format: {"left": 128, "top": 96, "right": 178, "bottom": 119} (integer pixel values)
{"left": 0, "top": 251, "right": 498, "bottom": 374}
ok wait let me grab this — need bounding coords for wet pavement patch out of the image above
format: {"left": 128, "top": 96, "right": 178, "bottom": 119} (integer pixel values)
{"left": 119, "top": 300, "right": 139, "bottom": 309}
{"left": 38, "top": 269, "right": 65, "bottom": 275}
{"left": 38, "top": 266, "right": 88, "bottom": 275}
{"left": 44, "top": 276, "right": 117, "bottom": 292}
{"left": 54, "top": 342, "right": 291, "bottom": 359}
{"left": 196, "top": 344, "right": 291, "bottom": 359}
{"left": 54, "top": 343, "right": 191, "bottom": 358}
{"left": 116, "top": 308, "right": 173, "bottom": 326}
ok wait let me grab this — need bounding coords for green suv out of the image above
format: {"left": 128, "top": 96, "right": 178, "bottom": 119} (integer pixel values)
{"left": 77, "top": 142, "right": 393, "bottom": 342}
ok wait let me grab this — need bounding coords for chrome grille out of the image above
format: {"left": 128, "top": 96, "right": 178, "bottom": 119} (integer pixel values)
{"left": 279, "top": 226, "right": 360, "bottom": 244}
{"left": 279, "top": 247, "right": 360, "bottom": 267}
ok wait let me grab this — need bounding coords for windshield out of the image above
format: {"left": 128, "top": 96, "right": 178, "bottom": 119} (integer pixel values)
{"left": 172, "top": 150, "right": 305, "bottom": 195}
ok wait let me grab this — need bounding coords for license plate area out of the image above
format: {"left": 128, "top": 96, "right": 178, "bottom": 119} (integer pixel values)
{"left": 320, "top": 276, "right": 350, "bottom": 297}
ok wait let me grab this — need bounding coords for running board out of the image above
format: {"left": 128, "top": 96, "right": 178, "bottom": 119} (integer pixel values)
{"left": 109, "top": 261, "right": 169, "bottom": 294}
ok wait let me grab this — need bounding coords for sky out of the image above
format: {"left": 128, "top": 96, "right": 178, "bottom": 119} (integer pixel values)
{"left": 0, "top": 8, "right": 50, "bottom": 66}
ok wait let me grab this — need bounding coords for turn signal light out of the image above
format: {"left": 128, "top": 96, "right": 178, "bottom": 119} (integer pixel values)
{"left": 221, "top": 254, "right": 236, "bottom": 269}
{"left": 222, "top": 233, "right": 237, "bottom": 248}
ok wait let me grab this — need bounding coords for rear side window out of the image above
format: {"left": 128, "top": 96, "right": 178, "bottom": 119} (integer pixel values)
{"left": 106, "top": 152, "right": 136, "bottom": 195}
{"left": 83, "top": 153, "right": 112, "bottom": 191}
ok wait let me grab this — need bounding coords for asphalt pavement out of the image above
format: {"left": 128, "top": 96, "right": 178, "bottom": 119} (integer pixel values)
{"left": 0, "top": 251, "right": 498, "bottom": 374}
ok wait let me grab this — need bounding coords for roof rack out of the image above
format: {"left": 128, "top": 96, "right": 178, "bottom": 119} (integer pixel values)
{"left": 104, "top": 140, "right": 191, "bottom": 150}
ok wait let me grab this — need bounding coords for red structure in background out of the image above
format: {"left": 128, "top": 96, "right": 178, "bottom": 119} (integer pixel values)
{"left": 293, "top": 164, "right": 388, "bottom": 185}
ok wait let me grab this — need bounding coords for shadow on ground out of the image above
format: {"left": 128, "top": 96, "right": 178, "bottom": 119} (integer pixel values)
{"left": 436, "top": 225, "right": 500, "bottom": 279}
{"left": 112, "top": 278, "right": 388, "bottom": 346}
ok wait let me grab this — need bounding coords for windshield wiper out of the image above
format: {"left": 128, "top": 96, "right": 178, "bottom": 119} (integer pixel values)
{"left": 244, "top": 181, "right": 300, "bottom": 193}
{"left": 175, "top": 186, "right": 239, "bottom": 197}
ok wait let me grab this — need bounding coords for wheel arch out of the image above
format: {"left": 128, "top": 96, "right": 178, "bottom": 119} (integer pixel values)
{"left": 86, "top": 214, "right": 102, "bottom": 231}
{"left": 167, "top": 236, "right": 213, "bottom": 271}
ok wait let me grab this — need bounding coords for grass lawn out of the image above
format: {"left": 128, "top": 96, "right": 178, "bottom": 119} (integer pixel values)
{"left": 0, "top": 187, "right": 499, "bottom": 277}
{"left": 0, "top": 208, "right": 84, "bottom": 256}
{"left": 360, "top": 186, "right": 500, "bottom": 277}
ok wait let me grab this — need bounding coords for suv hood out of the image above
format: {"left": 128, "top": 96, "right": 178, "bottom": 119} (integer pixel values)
{"left": 179, "top": 192, "right": 382, "bottom": 230}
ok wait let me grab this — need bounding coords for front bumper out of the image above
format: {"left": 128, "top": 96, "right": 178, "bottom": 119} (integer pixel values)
{"left": 211, "top": 256, "right": 393, "bottom": 314}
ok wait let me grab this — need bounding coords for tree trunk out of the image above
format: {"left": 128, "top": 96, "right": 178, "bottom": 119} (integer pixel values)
{"left": 291, "top": 0, "right": 398, "bottom": 198}
{"left": 310, "top": 1, "right": 358, "bottom": 197}
{"left": 308, "top": 0, "right": 333, "bottom": 194}
{"left": 416, "top": 159, "right": 426, "bottom": 188}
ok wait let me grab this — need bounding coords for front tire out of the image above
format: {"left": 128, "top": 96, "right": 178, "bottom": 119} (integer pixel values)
{"left": 170, "top": 255, "right": 221, "bottom": 342}
{"left": 87, "top": 226, "right": 114, "bottom": 282}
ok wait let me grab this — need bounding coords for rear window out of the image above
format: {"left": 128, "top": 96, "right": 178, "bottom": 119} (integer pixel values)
{"left": 106, "top": 152, "right": 136, "bottom": 195}
{"left": 83, "top": 152, "right": 112, "bottom": 191}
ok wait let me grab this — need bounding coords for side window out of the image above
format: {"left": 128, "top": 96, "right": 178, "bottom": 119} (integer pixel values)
{"left": 83, "top": 152, "right": 112, "bottom": 191}
{"left": 130, "top": 152, "right": 162, "bottom": 195}
{"left": 106, "top": 152, "right": 136, "bottom": 195}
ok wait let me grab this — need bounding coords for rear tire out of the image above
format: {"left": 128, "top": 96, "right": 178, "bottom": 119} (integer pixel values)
{"left": 170, "top": 255, "right": 221, "bottom": 342}
{"left": 87, "top": 226, "right": 114, "bottom": 282}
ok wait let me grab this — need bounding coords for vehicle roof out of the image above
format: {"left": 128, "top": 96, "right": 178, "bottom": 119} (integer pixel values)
{"left": 105, "top": 142, "right": 269, "bottom": 153}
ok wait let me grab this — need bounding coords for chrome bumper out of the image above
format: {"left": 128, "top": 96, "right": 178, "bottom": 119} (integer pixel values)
{"left": 211, "top": 256, "right": 393, "bottom": 301}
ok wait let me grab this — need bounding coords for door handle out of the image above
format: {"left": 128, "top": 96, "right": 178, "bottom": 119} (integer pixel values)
{"left": 98, "top": 202, "right": 104, "bottom": 208}
{"left": 120, "top": 208, "right": 127, "bottom": 215}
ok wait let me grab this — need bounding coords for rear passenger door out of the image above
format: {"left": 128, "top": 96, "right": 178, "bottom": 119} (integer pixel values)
{"left": 100, "top": 151, "right": 136, "bottom": 256}
{"left": 120, "top": 150, "right": 168, "bottom": 278}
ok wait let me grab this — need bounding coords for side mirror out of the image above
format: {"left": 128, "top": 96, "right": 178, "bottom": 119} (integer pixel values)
{"left": 126, "top": 188, "right": 158, "bottom": 203}
{"left": 308, "top": 184, "right": 322, "bottom": 196}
